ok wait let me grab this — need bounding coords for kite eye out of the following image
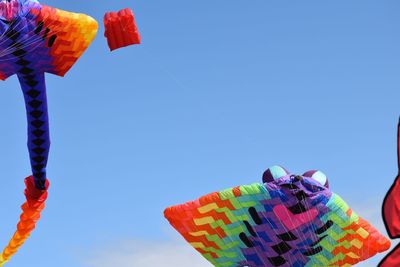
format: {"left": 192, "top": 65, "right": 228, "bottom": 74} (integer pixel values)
{"left": 262, "top": 166, "right": 289, "bottom": 183}
{"left": 303, "top": 170, "right": 329, "bottom": 188}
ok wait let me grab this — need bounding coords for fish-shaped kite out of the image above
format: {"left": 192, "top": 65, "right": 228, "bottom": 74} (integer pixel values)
{"left": 165, "top": 166, "right": 391, "bottom": 267}
{"left": 0, "top": 0, "right": 97, "bottom": 264}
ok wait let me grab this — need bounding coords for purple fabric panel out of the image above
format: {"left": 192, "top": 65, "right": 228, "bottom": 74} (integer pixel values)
{"left": 0, "top": 1, "right": 51, "bottom": 189}
{"left": 18, "top": 72, "right": 50, "bottom": 189}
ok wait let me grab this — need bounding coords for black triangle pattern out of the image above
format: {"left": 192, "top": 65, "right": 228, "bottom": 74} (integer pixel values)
{"left": 13, "top": 41, "right": 49, "bottom": 190}
{"left": 6, "top": 18, "right": 57, "bottom": 190}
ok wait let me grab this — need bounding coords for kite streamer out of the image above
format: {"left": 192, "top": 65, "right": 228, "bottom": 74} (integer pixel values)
{"left": 165, "top": 166, "right": 390, "bottom": 267}
{"left": 0, "top": 176, "right": 49, "bottom": 265}
{"left": 0, "top": 0, "right": 97, "bottom": 264}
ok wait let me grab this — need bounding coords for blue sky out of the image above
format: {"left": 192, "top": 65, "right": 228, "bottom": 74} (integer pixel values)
{"left": 1, "top": 0, "right": 400, "bottom": 266}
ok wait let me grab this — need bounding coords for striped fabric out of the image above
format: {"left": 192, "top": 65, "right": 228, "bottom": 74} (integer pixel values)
{"left": 165, "top": 172, "right": 390, "bottom": 267}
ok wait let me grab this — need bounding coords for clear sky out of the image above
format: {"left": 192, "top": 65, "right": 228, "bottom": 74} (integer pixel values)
{"left": 1, "top": 0, "right": 400, "bottom": 266}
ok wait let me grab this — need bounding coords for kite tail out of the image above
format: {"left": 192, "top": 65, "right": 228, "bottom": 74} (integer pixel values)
{"left": 0, "top": 176, "right": 49, "bottom": 266}
{"left": 17, "top": 71, "right": 50, "bottom": 190}
{"left": 0, "top": 72, "right": 51, "bottom": 266}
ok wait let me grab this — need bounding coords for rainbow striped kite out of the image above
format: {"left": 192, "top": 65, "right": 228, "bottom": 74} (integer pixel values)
{"left": 165, "top": 166, "right": 390, "bottom": 267}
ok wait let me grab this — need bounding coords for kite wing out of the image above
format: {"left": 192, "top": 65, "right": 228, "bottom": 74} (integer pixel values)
{"left": 0, "top": 3, "right": 98, "bottom": 80}
{"left": 165, "top": 168, "right": 390, "bottom": 267}
{"left": 32, "top": 5, "right": 98, "bottom": 77}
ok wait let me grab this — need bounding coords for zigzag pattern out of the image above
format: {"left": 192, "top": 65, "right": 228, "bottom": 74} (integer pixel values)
{"left": 31, "top": 5, "right": 98, "bottom": 76}
{"left": 0, "top": 176, "right": 49, "bottom": 266}
{"left": 0, "top": 3, "right": 98, "bottom": 80}
{"left": 165, "top": 179, "right": 390, "bottom": 267}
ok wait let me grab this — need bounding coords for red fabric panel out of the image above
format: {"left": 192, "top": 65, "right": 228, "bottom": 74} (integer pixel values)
{"left": 383, "top": 176, "right": 400, "bottom": 238}
{"left": 380, "top": 121, "right": 400, "bottom": 266}
{"left": 104, "top": 8, "right": 141, "bottom": 51}
{"left": 380, "top": 244, "right": 400, "bottom": 267}
{"left": 382, "top": 122, "right": 400, "bottom": 238}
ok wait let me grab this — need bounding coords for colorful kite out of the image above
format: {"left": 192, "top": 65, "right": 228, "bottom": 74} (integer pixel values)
{"left": 0, "top": 0, "right": 97, "bottom": 264}
{"left": 380, "top": 120, "right": 400, "bottom": 266}
{"left": 165, "top": 166, "right": 390, "bottom": 267}
{"left": 104, "top": 8, "right": 141, "bottom": 51}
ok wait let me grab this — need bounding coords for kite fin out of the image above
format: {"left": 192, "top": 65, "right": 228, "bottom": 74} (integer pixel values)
{"left": 31, "top": 5, "right": 98, "bottom": 77}
{"left": 0, "top": 3, "right": 98, "bottom": 80}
